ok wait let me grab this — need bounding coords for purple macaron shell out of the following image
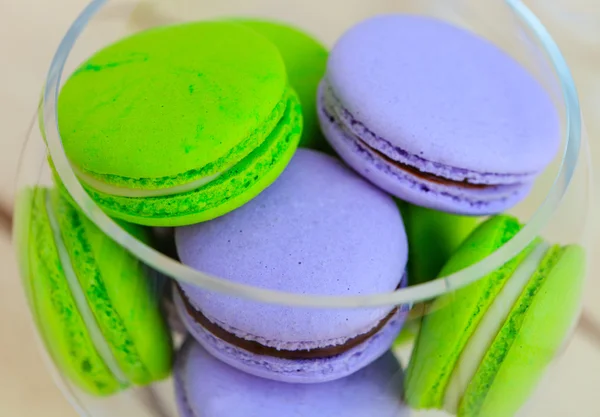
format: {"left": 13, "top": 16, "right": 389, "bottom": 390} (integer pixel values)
{"left": 319, "top": 15, "right": 560, "bottom": 214}
{"left": 174, "top": 288, "right": 408, "bottom": 383}
{"left": 175, "top": 339, "right": 409, "bottom": 417}
{"left": 326, "top": 14, "right": 560, "bottom": 176}
{"left": 175, "top": 149, "right": 408, "bottom": 381}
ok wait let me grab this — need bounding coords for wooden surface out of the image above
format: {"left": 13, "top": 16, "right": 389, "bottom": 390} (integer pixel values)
{"left": 0, "top": 1, "right": 598, "bottom": 416}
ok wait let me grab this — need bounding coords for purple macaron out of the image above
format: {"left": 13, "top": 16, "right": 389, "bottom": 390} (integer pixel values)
{"left": 175, "top": 339, "right": 409, "bottom": 417}
{"left": 174, "top": 149, "right": 408, "bottom": 383}
{"left": 318, "top": 15, "right": 561, "bottom": 215}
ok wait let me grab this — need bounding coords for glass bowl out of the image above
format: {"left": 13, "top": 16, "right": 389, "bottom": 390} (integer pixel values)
{"left": 14, "top": 0, "right": 594, "bottom": 416}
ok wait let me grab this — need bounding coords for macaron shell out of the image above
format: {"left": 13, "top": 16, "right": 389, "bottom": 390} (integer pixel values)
{"left": 21, "top": 188, "right": 121, "bottom": 395}
{"left": 54, "top": 90, "right": 302, "bottom": 226}
{"left": 460, "top": 245, "right": 586, "bottom": 417}
{"left": 175, "top": 339, "right": 408, "bottom": 417}
{"left": 50, "top": 188, "right": 173, "bottom": 384}
{"left": 404, "top": 215, "right": 535, "bottom": 408}
{"left": 176, "top": 149, "right": 407, "bottom": 345}
{"left": 238, "top": 19, "right": 329, "bottom": 150}
{"left": 58, "top": 21, "right": 288, "bottom": 184}
{"left": 325, "top": 14, "right": 560, "bottom": 175}
{"left": 174, "top": 288, "right": 407, "bottom": 383}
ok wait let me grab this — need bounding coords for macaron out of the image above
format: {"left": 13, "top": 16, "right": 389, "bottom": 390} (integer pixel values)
{"left": 393, "top": 204, "right": 478, "bottom": 348}
{"left": 318, "top": 15, "right": 560, "bottom": 215}
{"left": 405, "top": 215, "right": 586, "bottom": 417}
{"left": 56, "top": 21, "right": 302, "bottom": 227}
{"left": 175, "top": 339, "right": 408, "bottom": 417}
{"left": 399, "top": 202, "right": 479, "bottom": 285}
{"left": 238, "top": 19, "right": 329, "bottom": 151}
{"left": 174, "top": 149, "right": 409, "bottom": 383}
{"left": 15, "top": 186, "right": 173, "bottom": 396}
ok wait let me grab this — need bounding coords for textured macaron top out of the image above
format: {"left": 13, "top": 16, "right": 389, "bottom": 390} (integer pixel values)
{"left": 325, "top": 14, "right": 560, "bottom": 177}
{"left": 58, "top": 21, "right": 288, "bottom": 188}
{"left": 176, "top": 149, "right": 407, "bottom": 348}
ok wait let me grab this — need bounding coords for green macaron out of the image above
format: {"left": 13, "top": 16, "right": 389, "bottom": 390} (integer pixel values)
{"left": 15, "top": 186, "right": 172, "bottom": 396}
{"left": 237, "top": 19, "right": 329, "bottom": 151}
{"left": 405, "top": 215, "right": 586, "bottom": 417}
{"left": 400, "top": 202, "right": 480, "bottom": 285}
{"left": 56, "top": 21, "right": 303, "bottom": 226}
{"left": 393, "top": 203, "right": 478, "bottom": 348}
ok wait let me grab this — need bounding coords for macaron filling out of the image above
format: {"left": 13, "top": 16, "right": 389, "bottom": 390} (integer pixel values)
{"left": 44, "top": 189, "right": 129, "bottom": 387}
{"left": 73, "top": 166, "right": 223, "bottom": 198}
{"left": 319, "top": 81, "right": 534, "bottom": 190}
{"left": 176, "top": 285, "right": 399, "bottom": 360}
{"left": 442, "top": 241, "right": 550, "bottom": 413}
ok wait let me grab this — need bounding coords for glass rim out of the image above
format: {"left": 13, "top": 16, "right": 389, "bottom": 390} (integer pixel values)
{"left": 40, "top": 0, "right": 585, "bottom": 309}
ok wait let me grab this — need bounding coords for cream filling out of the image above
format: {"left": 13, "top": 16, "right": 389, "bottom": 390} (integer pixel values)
{"left": 443, "top": 241, "right": 550, "bottom": 414}
{"left": 72, "top": 165, "right": 226, "bottom": 198}
{"left": 45, "top": 191, "right": 129, "bottom": 386}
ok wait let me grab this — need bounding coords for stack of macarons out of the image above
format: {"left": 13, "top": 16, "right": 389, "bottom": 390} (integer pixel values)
{"left": 16, "top": 11, "right": 585, "bottom": 417}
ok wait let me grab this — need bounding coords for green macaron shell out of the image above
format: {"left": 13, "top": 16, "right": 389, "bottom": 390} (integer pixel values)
{"left": 460, "top": 244, "right": 585, "bottom": 417}
{"left": 238, "top": 19, "right": 329, "bottom": 150}
{"left": 16, "top": 186, "right": 172, "bottom": 395}
{"left": 62, "top": 89, "right": 302, "bottom": 226}
{"left": 58, "top": 21, "right": 289, "bottom": 188}
{"left": 394, "top": 204, "right": 478, "bottom": 348}
{"left": 399, "top": 202, "right": 479, "bottom": 285}
{"left": 19, "top": 187, "right": 121, "bottom": 395}
{"left": 405, "top": 215, "right": 536, "bottom": 409}
{"left": 50, "top": 188, "right": 172, "bottom": 385}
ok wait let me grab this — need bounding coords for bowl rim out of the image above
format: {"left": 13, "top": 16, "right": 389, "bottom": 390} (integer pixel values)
{"left": 39, "top": 0, "right": 585, "bottom": 309}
